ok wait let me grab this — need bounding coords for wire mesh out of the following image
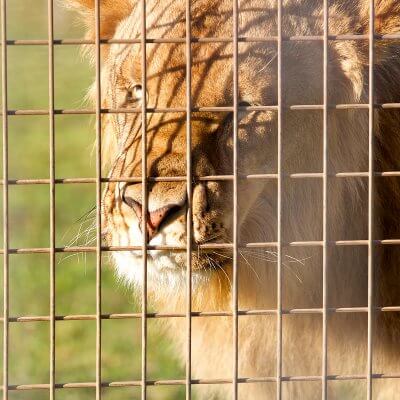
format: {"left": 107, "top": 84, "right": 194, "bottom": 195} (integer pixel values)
{"left": 2, "top": 0, "right": 400, "bottom": 399}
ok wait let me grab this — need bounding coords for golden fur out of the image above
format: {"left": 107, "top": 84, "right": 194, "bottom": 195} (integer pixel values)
{"left": 69, "top": 1, "right": 400, "bottom": 398}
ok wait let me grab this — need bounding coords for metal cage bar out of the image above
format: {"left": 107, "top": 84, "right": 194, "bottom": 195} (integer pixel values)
{"left": 2, "top": 305, "right": 400, "bottom": 323}
{"left": 3, "top": 371, "right": 400, "bottom": 392}
{"left": 232, "top": 0, "right": 239, "bottom": 398}
{"left": 1, "top": 305, "right": 400, "bottom": 326}
{"left": 276, "top": 0, "right": 283, "bottom": 399}
{"left": 2, "top": 171, "right": 400, "bottom": 186}
{"left": 4, "top": 102, "right": 400, "bottom": 116}
{"left": 47, "top": 0, "right": 56, "bottom": 399}
{"left": 140, "top": 0, "right": 149, "bottom": 398}
{"left": 1, "top": 0, "right": 8, "bottom": 398}
{"left": 1, "top": 0, "right": 399, "bottom": 397}
{"left": 321, "top": 0, "right": 329, "bottom": 399}
{"left": 3, "top": 305, "right": 400, "bottom": 324}
{"left": 2, "top": 33, "right": 400, "bottom": 46}
{"left": 185, "top": 0, "right": 193, "bottom": 399}
{"left": 3, "top": 238, "right": 400, "bottom": 255}
{"left": 94, "top": 1, "right": 102, "bottom": 399}
{"left": 367, "top": 1, "right": 375, "bottom": 399}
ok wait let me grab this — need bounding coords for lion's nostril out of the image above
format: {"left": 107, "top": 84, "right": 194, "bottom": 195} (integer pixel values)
{"left": 123, "top": 196, "right": 184, "bottom": 241}
{"left": 148, "top": 204, "right": 182, "bottom": 234}
{"left": 122, "top": 196, "right": 143, "bottom": 220}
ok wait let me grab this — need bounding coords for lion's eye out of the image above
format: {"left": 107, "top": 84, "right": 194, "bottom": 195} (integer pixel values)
{"left": 126, "top": 84, "right": 143, "bottom": 104}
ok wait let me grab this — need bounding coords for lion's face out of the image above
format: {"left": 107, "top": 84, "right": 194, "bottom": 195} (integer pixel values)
{"left": 92, "top": 0, "right": 361, "bottom": 289}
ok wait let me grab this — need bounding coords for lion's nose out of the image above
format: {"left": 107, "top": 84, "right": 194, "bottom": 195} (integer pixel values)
{"left": 123, "top": 196, "right": 184, "bottom": 241}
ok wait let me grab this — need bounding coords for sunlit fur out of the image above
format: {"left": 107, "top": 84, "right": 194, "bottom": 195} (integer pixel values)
{"left": 69, "top": 0, "right": 400, "bottom": 398}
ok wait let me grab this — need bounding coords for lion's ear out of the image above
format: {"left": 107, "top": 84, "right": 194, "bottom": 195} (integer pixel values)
{"left": 67, "top": 0, "right": 133, "bottom": 41}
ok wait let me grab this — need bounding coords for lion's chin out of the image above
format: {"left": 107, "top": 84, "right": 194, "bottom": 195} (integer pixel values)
{"left": 112, "top": 249, "right": 230, "bottom": 287}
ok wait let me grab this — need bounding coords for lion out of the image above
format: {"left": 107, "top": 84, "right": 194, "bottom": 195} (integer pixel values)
{"left": 69, "top": 0, "right": 400, "bottom": 398}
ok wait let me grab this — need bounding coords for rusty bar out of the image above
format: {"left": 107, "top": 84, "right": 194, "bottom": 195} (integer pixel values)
{"left": 140, "top": 0, "right": 148, "bottom": 398}
{"left": 94, "top": 0, "right": 102, "bottom": 399}
{"left": 47, "top": 0, "right": 56, "bottom": 399}
{"left": 367, "top": 1, "right": 375, "bottom": 399}
{"left": 232, "top": 0, "right": 239, "bottom": 398}
{"left": 185, "top": 0, "right": 192, "bottom": 398}
{"left": 1, "top": 0, "right": 8, "bottom": 397}
{"left": 322, "top": 0, "right": 329, "bottom": 398}
{"left": 276, "top": 0, "right": 283, "bottom": 398}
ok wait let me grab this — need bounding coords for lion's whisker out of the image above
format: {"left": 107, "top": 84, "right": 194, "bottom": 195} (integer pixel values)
{"left": 237, "top": 249, "right": 303, "bottom": 283}
{"left": 238, "top": 251, "right": 262, "bottom": 282}
{"left": 205, "top": 254, "right": 232, "bottom": 288}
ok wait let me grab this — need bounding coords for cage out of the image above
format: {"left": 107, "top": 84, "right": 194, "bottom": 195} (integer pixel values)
{"left": 2, "top": 0, "right": 400, "bottom": 399}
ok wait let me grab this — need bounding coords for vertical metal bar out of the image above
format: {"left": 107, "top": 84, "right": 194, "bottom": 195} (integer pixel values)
{"left": 47, "top": 0, "right": 56, "bottom": 399}
{"left": 367, "top": 1, "right": 375, "bottom": 399}
{"left": 94, "top": 1, "right": 102, "bottom": 399}
{"left": 321, "top": 0, "right": 329, "bottom": 399}
{"left": 232, "top": 0, "right": 239, "bottom": 399}
{"left": 185, "top": 0, "right": 192, "bottom": 399}
{"left": 140, "top": 0, "right": 148, "bottom": 398}
{"left": 1, "top": 0, "right": 8, "bottom": 398}
{"left": 276, "top": 0, "right": 283, "bottom": 399}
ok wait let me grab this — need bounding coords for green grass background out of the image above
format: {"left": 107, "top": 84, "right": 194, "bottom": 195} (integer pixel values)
{"left": 0, "top": 1, "right": 185, "bottom": 399}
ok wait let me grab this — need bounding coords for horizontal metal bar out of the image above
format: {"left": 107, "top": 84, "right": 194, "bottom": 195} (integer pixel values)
{"left": 3, "top": 34, "right": 400, "bottom": 46}
{"left": 0, "top": 175, "right": 236, "bottom": 185}
{"left": 4, "top": 372, "right": 400, "bottom": 391}
{"left": 4, "top": 103, "right": 400, "bottom": 116}
{"left": 2, "top": 171, "right": 400, "bottom": 186}
{"left": 1, "top": 244, "right": 231, "bottom": 253}
{"left": 3, "top": 239, "right": 400, "bottom": 255}
{"left": 2, "top": 306, "right": 400, "bottom": 323}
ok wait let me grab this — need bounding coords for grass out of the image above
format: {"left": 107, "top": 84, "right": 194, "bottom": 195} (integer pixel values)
{"left": 1, "top": 1, "right": 185, "bottom": 399}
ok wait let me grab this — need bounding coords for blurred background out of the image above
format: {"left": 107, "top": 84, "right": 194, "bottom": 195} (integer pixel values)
{"left": 0, "top": 1, "right": 185, "bottom": 399}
